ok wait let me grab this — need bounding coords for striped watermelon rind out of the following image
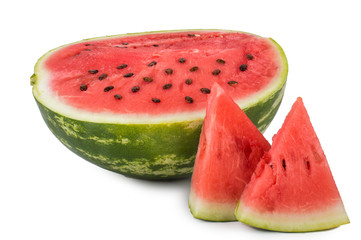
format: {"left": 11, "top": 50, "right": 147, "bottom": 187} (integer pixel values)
{"left": 31, "top": 30, "right": 288, "bottom": 179}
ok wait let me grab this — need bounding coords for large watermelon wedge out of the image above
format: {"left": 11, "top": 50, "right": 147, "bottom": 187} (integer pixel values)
{"left": 31, "top": 30, "right": 288, "bottom": 179}
{"left": 234, "top": 97, "right": 349, "bottom": 232}
{"left": 189, "top": 83, "right": 271, "bottom": 221}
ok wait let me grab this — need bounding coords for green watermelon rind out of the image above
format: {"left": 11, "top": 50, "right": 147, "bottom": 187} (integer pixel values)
{"left": 35, "top": 99, "right": 203, "bottom": 179}
{"left": 31, "top": 30, "right": 288, "bottom": 179}
{"left": 234, "top": 201, "right": 350, "bottom": 232}
{"left": 189, "top": 189, "right": 238, "bottom": 221}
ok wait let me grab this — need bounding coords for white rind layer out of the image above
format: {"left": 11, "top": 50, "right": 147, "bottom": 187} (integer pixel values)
{"left": 32, "top": 30, "right": 287, "bottom": 124}
{"left": 188, "top": 189, "right": 237, "bottom": 222}
{"left": 235, "top": 201, "right": 350, "bottom": 232}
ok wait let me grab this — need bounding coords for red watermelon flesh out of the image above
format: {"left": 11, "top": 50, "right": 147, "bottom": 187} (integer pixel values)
{"left": 188, "top": 83, "right": 271, "bottom": 221}
{"left": 42, "top": 30, "right": 281, "bottom": 115}
{"left": 235, "top": 97, "right": 349, "bottom": 232}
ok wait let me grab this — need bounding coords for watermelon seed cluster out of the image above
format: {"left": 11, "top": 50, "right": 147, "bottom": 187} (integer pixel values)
{"left": 79, "top": 50, "right": 254, "bottom": 104}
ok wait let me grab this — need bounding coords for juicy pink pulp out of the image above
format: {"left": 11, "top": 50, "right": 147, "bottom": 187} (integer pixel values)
{"left": 45, "top": 31, "right": 280, "bottom": 114}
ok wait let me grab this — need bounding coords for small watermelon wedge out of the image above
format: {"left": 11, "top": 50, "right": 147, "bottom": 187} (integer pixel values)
{"left": 188, "top": 83, "right": 271, "bottom": 221}
{"left": 234, "top": 97, "right": 349, "bottom": 232}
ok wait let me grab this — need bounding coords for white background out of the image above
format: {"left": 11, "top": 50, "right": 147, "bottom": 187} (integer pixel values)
{"left": 1, "top": 0, "right": 360, "bottom": 239}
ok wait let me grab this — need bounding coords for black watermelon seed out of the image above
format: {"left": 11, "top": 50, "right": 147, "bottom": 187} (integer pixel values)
{"left": 114, "top": 94, "right": 122, "bottom": 100}
{"left": 185, "top": 96, "right": 194, "bottom": 103}
{"left": 88, "top": 69, "right": 98, "bottom": 74}
{"left": 216, "top": 59, "right": 226, "bottom": 64}
{"left": 132, "top": 86, "right": 140, "bottom": 93}
{"left": 165, "top": 68, "right": 173, "bottom": 75}
{"left": 84, "top": 49, "right": 92, "bottom": 51}
{"left": 148, "top": 61, "right": 157, "bottom": 67}
{"left": 188, "top": 33, "right": 195, "bottom": 37}
{"left": 80, "top": 84, "right": 87, "bottom": 91}
{"left": 185, "top": 78, "right": 192, "bottom": 85}
{"left": 200, "top": 88, "right": 211, "bottom": 94}
{"left": 228, "top": 80, "right": 238, "bottom": 86}
{"left": 152, "top": 98, "right": 161, "bottom": 103}
{"left": 246, "top": 54, "right": 254, "bottom": 60}
{"left": 305, "top": 160, "right": 310, "bottom": 170}
{"left": 163, "top": 83, "right": 172, "bottom": 89}
{"left": 143, "top": 77, "right": 153, "bottom": 83}
{"left": 178, "top": 58, "right": 186, "bottom": 63}
{"left": 153, "top": 44, "right": 159, "bottom": 47}
{"left": 190, "top": 66, "right": 199, "bottom": 72}
{"left": 122, "top": 42, "right": 128, "bottom": 45}
{"left": 104, "top": 86, "right": 114, "bottom": 92}
{"left": 85, "top": 44, "right": 92, "bottom": 46}
{"left": 99, "top": 73, "right": 108, "bottom": 80}
{"left": 117, "top": 64, "right": 128, "bottom": 69}
{"left": 282, "top": 159, "right": 286, "bottom": 171}
{"left": 123, "top": 73, "right": 134, "bottom": 78}
{"left": 239, "top": 64, "right": 248, "bottom": 71}
{"left": 212, "top": 69, "right": 221, "bottom": 76}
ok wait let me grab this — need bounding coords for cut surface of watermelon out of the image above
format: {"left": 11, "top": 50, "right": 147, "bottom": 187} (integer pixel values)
{"left": 31, "top": 30, "right": 287, "bottom": 179}
{"left": 33, "top": 30, "right": 287, "bottom": 125}
{"left": 189, "top": 84, "right": 271, "bottom": 221}
{"left": 234, "top": 97, "right": 349, "bottom": 232}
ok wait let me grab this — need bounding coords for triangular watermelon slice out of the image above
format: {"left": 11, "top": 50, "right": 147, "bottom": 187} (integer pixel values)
{"left": 235, "top": 97, "right": 349, "bottom": 232}
{"left": 188, "top": 83, "right": 271, "bottom": 221}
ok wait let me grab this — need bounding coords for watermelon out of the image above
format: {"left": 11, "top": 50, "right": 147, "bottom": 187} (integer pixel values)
{"left": 31, "top": 29, "right": 288, "bottom": 179}
{"left": 188, "top": 83, "right": 271, "bottom": 221}
{"left": 234, "top": 97, "right": 349, "bottom": 232}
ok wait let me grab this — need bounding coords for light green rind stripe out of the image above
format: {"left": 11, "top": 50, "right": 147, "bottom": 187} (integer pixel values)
{"left": 188, "top": 189, "right": 237, "bottom": 222}
{"left": 234, "top": 201, "right": 350, "bottom": 232}
{"left": 36, "top": 99, "right": 202, "bottom": 179}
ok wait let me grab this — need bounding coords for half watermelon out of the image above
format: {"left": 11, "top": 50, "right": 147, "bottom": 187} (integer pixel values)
{"left": 189, "top": 83, "right": 271, "bottom": 221}
{"left": 31, "top": 30, "right": 288, "bottom": 179}
{"left": 234, "top": 98, "right": 349, "bottom": 232}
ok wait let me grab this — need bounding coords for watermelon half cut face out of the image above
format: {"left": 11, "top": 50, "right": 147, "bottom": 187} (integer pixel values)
{"left": 235, "top": 98, "right": 349, "bottom": 232}
{"left": 31, "top": 30, "right": 288, "bottom": 179}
